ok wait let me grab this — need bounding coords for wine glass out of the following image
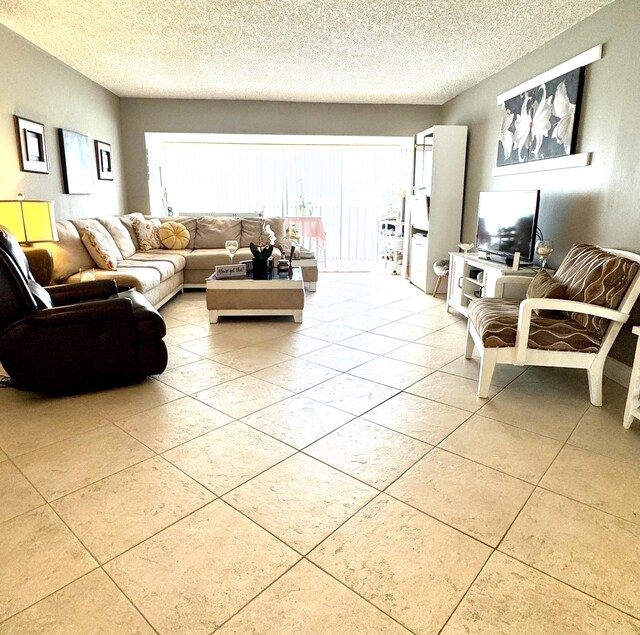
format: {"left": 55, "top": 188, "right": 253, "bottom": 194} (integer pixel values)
{"left": 536, "top": 240, "right": 554, "bottom": 269}
{"left": 458, "top": 242, "right": 474, "bottom": 256}
{"left": 225, "top": 240, "right": 239, "bottom": 263}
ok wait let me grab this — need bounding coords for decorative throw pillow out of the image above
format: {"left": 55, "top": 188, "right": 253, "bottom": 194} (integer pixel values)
{"left": 159, "top": 221, "right": 190, "bottom": 250}
{"left": 526, "top": 269, "right": 566, "bottom": 317}
{"left": 132, "top": 217, "right": 162, "bottom": 251}
{"left": 81, "top": 228, "right": 118, "bottom": 271}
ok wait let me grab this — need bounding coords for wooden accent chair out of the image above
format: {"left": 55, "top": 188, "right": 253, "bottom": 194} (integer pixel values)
{"left": 465, "top": 244, "right": 640, "bottom": 406}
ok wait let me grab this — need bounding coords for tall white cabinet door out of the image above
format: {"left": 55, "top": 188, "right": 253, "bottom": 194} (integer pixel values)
{"left": 409, "top": 125, "right": 467, "bottom": 294}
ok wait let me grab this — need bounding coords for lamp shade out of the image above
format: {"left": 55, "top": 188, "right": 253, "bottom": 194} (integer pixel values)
{"left": 0, "top": 200, "right": 58, "bottom": 243}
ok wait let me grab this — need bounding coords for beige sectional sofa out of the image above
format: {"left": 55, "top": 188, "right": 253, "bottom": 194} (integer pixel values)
{"left": 43, "top": 214, "right": 299, "bottom": 308}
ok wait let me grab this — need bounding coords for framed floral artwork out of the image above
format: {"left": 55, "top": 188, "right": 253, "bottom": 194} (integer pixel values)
{"left": 493, "top": 45, "right": 602, "bottom": 175}
{"left": 497, "top": 68, "right": 584, "bottom": 167}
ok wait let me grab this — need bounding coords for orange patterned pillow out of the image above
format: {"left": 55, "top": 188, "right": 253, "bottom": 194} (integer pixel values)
{"left": 132, "top": 217, "right": 162, "bottom": 251}
{"left": 81, "top": 228, "right": 118, "bottom": 271}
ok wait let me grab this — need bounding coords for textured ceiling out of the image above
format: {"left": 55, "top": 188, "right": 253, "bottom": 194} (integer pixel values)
{"left": 1, "top": 0, "right": 613, "bottom": 104}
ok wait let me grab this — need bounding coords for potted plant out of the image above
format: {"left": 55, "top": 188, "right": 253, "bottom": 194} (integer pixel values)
{"left": 249, "top": 223, "right": 276, "bottom": 279}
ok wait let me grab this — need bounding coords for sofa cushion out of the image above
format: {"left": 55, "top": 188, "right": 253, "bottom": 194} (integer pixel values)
{"left": 159, "top": 216, "right": 197, "bottom": 249}
{"left": 125, "top": 251, "right": 187, "bottom": 273}
{"left": 66, "top": 266, "right": 161, "bottom": 293}
{"left": 71, "top": 219, "right": 123, "bottom": 261}
{"left": 119, "top": 213, "right": 146, "bottom": 249}
{"left": 98, "top": 217, "right": 137, "bottom": 258}
{"left": 241, "top": 217, "right": 285, "bottom": 248}
{"left": 159, "top": 221, "right": 190, "bottom": 249}
{"left": 468, "top": 298, "right": 601, "bottom": 353}
{"left": 118, "top": 258, "right": 175, "bottom": 283}
{"left": 42, "top": 221, "right": 95, "bottom": 282}
{"left": 553, "top": 244, "right": 640, "bottom": 336}
{"left": 184, "top": 248, "right": 245, "bottom": 271}
{"left": 526, "top": 269, "right": 566, "bottom": 317}
{"left": 195, "top": 217, "right": 242, "bottom": 249}
{"left": 80, "top": 228, "right": 119, "bottom": 271}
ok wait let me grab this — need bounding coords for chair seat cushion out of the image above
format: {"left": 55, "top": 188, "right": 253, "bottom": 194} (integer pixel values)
{"left": 468, "top": 298, "right": 602, "bottom": 353}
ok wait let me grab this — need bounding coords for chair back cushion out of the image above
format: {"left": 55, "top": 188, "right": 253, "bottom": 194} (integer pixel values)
{"left": 526, "top": 269, "right": 566, "bottom": 317}
{"left": 0, "top": 226, "right": 51, "bottom": 330}
{"left": 553, "top": 244, "right": 640, "bottom": 335}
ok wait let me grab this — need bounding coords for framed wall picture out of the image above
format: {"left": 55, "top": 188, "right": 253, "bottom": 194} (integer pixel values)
{"left": 58, "top": 128, "right": 94, "bottom": 194}
{"left": 15, "top": 116, "right": 49, "bottom": 173}
{"left": 95, "top": 140, "right": 113, "bottom": 180}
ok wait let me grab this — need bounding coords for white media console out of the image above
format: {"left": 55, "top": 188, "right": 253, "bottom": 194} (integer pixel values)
{"left": 446, "top": 252, "right": 540, "bottom": 317}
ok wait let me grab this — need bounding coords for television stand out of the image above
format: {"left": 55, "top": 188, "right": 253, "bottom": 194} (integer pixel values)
{"left": 446, "top": 252, "right": 540, "bottom": 317}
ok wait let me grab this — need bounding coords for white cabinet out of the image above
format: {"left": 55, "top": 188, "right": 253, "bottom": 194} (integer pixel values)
{"left": 410, "top": 234, "right": 429, "bottom": 292}
{"left": 405, "top": 125, "right": 467, "bottom": 293}
{"left": 446, "top": 253, "right": 539, "bottom": 317}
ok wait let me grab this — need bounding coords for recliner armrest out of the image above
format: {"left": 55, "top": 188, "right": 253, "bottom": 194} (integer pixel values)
{"left": 46, "top": 280, "right": 119, "bottom": 305}
{"left": 26, "top": 297, "right": 134, "bottom": 327}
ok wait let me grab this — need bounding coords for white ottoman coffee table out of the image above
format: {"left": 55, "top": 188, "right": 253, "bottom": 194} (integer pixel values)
{"left": 206, "top": 267, "right": 305, "bottom": 323}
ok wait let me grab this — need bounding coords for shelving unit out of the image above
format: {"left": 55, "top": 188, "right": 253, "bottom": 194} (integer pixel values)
{"left": 404, "top": 125, "right": 468, "bottom": 293}
{"left": 447, "top": 252, "right": 539, "bottom": 317}
{"left": 378, "top": 218, "right": 404, "bottom": 274}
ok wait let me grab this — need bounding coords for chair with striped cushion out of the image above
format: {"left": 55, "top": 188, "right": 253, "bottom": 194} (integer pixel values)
{"left": 465, "top": 244, "right": 640, "bottom": 406}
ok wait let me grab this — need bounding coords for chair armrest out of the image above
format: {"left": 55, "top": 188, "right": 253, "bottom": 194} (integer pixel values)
{"left": 46, "top": 280, "right": 118, "bottom": 305}
{"left": 513, "top": 298, "right": 628, "bottom": 364}
{"left": 27, "top": 297, "right": 134, "bottom": 327}
{"left": 494, "top": 275, "right": 534, "bottom": 298}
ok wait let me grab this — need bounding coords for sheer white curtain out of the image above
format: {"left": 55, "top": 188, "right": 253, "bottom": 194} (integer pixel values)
{"left": 160, "top": 141, "right": 405, "bottom": 264}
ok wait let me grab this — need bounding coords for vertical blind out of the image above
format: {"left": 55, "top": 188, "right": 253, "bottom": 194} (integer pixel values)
{"left": 160, "top": 142, "right": 405, "bottom": 263}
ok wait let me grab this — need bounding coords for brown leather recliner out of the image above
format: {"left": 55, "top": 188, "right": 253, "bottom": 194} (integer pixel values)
{"left": 0, "top": 225, "right": 168, "bottom": 393}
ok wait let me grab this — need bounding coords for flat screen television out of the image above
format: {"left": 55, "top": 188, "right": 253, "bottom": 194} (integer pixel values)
{"left": 475, "top": 190, "right": 540, "bottom": 263}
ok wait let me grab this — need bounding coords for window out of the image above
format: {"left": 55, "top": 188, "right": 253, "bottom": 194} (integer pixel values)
{"left": 147, "top": 133, "right": 411, "bottom": 266}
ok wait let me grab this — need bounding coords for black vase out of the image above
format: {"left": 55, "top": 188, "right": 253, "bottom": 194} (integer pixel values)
{"left": 252, "top": 257, "right": 273, "bottom": 280}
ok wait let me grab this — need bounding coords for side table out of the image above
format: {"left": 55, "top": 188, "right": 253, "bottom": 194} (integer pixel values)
{"left": 623, "top": 325, "right": 640, "bottom": 429}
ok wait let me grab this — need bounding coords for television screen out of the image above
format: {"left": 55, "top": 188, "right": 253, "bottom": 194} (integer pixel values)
{"left": 475, "top": 191, "right": 540, "bottom": 262}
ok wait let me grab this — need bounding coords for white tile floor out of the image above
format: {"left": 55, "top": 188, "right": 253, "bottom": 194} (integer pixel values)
{"left": 0, "top": 271, "right": 639, "bottom": 634}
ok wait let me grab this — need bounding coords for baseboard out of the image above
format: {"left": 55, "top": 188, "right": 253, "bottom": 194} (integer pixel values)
{"left": 604, "top": 357, "right": 632, "bottom": 387}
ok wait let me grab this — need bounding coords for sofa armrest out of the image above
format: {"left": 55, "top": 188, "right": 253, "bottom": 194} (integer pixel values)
{"left": 24, "top": 247, "right": 53, "bottom": 286}
{"left": 46, "top": 280, "right": 118, "bottom": 305}
{"left": 27, "top": 297, "right": 134, "bottom": 327}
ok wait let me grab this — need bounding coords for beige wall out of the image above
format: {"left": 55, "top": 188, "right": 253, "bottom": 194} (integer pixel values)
{"left": 0, "top": 25, "right": 126, "bottom": 220}
{"left": 442, "top": 0, "right": 640, "bottom": 364}
{"left": 119, "top": 99, "right": 441, "bottom": 213}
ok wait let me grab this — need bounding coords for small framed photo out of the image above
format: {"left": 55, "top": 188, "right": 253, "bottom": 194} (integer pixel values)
{"left": 95, "top": 140, "right": 113, "bottom": 180}
{"left": 15, "top": 116, "right": 49, "bottom": 173}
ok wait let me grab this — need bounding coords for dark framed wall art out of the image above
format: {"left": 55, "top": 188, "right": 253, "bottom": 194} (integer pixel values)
{"left": 95, "top": 140, "right": 113, "bottom": 180}
{"left": 15, "top": 116, "right": 49, "bottom": 173}
{"left": 493, "top": 45, "right": 602, "bottom": 176}
{"left": 59, "top": 128, "right": 94, "bottom": 194}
